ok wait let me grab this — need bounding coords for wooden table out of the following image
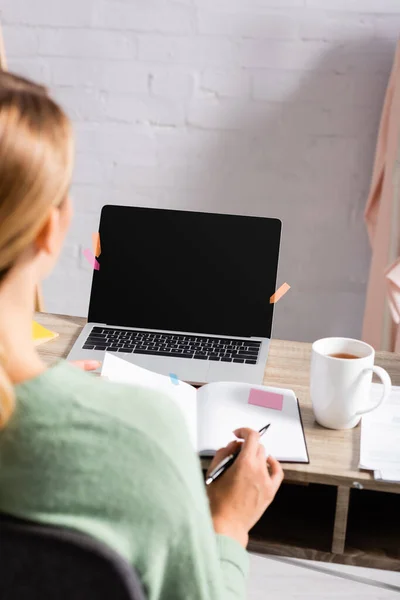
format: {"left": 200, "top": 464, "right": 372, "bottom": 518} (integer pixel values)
{"left": 35, "top": 312, "right": 400, "bottom": 571}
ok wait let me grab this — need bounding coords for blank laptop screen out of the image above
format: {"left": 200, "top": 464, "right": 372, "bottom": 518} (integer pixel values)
{"left": 88, "top": 206, "right": 282, "bottom": 338}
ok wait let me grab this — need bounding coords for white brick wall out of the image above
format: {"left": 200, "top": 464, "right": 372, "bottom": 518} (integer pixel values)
{"left": 0, "top": 0, "right": 397, "bottom": 341}
{"left": 39, "top": 28, "right": 137, "bottom": 59}
{"left": 92, "top": 2, "right": 195, "bottom": 34}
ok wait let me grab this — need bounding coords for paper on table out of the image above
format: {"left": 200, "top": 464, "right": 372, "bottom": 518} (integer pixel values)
{"left": 101, "top": 353, "right": 198, "bottom": 447}
{"left": 374, "top": 469, "right": 400, "bottom": 483}
{"left": 32, "top": 321, "right": 58, "bottom": 346}
{"left": 360, "top": 383, "right": 400, "bottom": 480}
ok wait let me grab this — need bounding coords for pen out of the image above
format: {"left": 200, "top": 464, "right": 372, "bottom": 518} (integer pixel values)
{"left": 205, "top": 424, "right": 271, "bottom": 486}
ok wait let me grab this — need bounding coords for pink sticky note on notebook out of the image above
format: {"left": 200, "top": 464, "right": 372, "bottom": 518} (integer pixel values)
{"left": 248, "top": 388, "right": 283, "bottom": 411}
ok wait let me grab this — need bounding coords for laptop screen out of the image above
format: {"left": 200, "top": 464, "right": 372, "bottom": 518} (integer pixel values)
{"left": 88, "top": 206, "right": 281, "bottom": 338}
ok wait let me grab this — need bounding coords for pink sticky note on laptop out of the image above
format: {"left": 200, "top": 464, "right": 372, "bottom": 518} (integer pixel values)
{"left": 248, "top": 388, "right": 283, "bottom": 411}
{"left": 83, "top": 248, "right": 100, "bottom": 271}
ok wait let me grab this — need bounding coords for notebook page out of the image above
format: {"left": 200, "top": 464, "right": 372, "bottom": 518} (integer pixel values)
{"left": 197, "top": 382, "right": 308, "bottom": 462}
{"left": 101, "top": 353, "right": 198, "bottom": 447}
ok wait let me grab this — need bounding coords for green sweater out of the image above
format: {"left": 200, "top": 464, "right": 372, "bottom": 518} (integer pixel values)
{"left": 0, "top": 361, "right": 249, "bottom": 599}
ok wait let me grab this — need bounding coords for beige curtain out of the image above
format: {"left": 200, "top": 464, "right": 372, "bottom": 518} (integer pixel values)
{"left": 0, "top": 20, "right": 44, "bottom": 312}
{"left": 362, "top": 41, "right": 400, "bottom": 352}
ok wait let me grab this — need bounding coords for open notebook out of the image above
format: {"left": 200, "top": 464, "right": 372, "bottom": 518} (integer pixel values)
{"left": 102, "top": 353, "right": 309, "bottom": 463}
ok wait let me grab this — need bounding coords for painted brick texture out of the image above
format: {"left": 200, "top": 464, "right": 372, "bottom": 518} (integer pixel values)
{"left": 0, "top": 0, "right": 397, "bottom": 341}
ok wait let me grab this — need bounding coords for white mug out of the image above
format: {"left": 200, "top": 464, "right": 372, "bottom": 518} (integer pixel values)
{"left": 310, "top": 337, "right": 392, "bottom": 430}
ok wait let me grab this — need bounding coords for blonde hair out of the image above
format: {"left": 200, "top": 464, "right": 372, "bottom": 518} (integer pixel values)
{"left": 0, "top": 70, "right": 74, "bottom": 428}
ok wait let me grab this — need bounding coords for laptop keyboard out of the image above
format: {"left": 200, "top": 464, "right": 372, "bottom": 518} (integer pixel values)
{"left": 83, "top": 327, "right": 260, "bottom": 364}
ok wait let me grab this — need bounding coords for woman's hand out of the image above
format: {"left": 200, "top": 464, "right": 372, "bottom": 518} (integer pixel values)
{"left": 69, "top": 360, "right": 101, "bottom": 371}
{"left": 206, "top": 427, "right": 284, "bottom": 548}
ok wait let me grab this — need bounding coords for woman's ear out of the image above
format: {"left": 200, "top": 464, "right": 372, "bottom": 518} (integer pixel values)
{"left": 34, "top": 207, "right": 61, "bottom": 257}
{"left": 34, "top": 197, "right": 72, "bottom": 258}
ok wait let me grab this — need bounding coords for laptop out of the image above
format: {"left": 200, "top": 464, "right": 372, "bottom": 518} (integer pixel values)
{"left": 67, "top": 206, "right": 282, "bottom": 385}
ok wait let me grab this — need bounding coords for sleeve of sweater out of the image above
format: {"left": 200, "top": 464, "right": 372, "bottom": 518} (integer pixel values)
{"left": 136, "top": 452, "right": 250, "bottom": 600}
{"left": 144, "top": 442, "right": 250, "bottom": 600}
{"left": 215, "top": 535, "right": 250, "bottom": 599}
{"left": 138, "top": 475, "right": 250, "bottom": 600}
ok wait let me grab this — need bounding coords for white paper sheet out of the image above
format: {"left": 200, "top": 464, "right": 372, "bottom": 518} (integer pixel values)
{"left": 101, "top": 353, "right": 198, "bottom": 447}
{"left": 374, "top": 469, "right": 400, "bottom": 483}
{"left": 360, "top": 383, "right": 400, "bottom": 481}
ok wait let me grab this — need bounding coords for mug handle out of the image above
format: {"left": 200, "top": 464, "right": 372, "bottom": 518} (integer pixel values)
{"left": 355, "top": 366, "right": 392, "bottom": 416}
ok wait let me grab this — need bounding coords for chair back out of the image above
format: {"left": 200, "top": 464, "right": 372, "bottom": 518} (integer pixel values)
{"left": 0, "top": 514, "right": 147, "bottom": 600}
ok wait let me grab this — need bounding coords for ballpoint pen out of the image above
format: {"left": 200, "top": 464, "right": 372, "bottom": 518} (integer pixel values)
{"left": 205, "top": 424, "right": 271, "bottom": 486}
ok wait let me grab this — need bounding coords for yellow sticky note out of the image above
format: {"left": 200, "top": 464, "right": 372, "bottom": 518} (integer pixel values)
{"left": 32, "top": 321, "right": 59, "bottom": 346}
{"left": 92, "top": 232, "right": 101, "bottom": 257}
{"left": 270, "top": 283, "right": 291, "bottom": 304}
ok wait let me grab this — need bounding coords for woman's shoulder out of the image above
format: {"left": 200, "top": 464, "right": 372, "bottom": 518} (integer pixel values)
{"left": 13, "top": 361, "right": 211, "bottom": 538}
{"left": 16, "top": 360, "right": 191, "bottom": 456}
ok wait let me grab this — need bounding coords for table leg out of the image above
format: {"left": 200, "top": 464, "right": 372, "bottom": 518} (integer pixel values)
{"left": 332, "top": 486, "right": 350, "bottom": 555}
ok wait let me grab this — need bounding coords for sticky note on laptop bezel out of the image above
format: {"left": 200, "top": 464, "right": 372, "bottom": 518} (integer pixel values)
{"left": 92, "top": 232, "right": 101, "bottom": 257}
